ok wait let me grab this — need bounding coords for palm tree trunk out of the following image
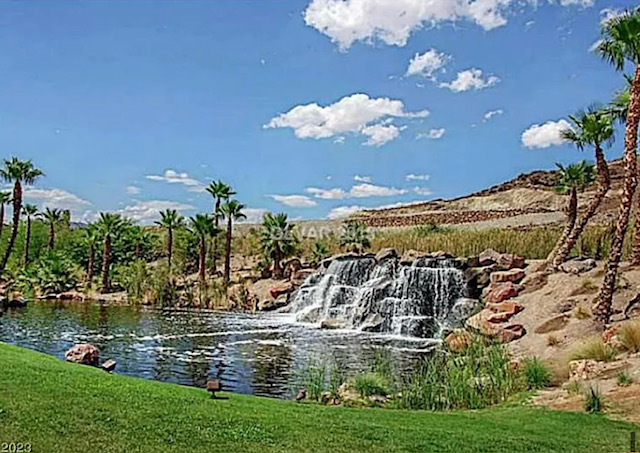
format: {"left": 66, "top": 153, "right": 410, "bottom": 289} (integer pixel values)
{"left": 0, "top": 181, "right": 22, "bottom": 275}
{"left": 199, "top": 237, "right": 206, "bottom": 281}
{"left": 212, "top": 198, "right": 221, "bottom": 273}
{"left": 87, "top": 243, "right": 94, "bottom": 286}
{"left": 552, "top": 147, "right": 611, "bottom": 268}
{"left": 167, "top": 228, "right": 173, "bottom": 271}
{"left": 273, "top": 246, "right": 283, "bottom": 279}
{"left": 224, "top": 217, "right": 232, "bottom": 284}
{"left": 0, "top": 204, "right": 5, "bottom": 243}
{"left": 547, "top": 189, "right": 578, "bottom": 265}
{"left": 24, "top": 217, "right": 31, "bottom": 266}
{"left": 102, "top": 235, "right": 111, "bottom": 293}
{"left": 48, "top": 222, "right": 55, "bottom": 251}
{"left": 595, "top": 65, "right": 640, "bottom": 325}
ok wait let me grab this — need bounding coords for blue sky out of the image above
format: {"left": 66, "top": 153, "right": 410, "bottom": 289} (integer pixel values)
{"left": 0, "top": 0, "right": 637, "bottom": 223}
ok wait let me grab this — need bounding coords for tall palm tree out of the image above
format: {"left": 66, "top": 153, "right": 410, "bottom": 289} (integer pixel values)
{"left": 95, "top": 213, "right": 126, "bottom": 293}
{"left": 84, "top": 223, "right": 99, "bottom": 287}
{"left": 0, "top": 191, "right": 11, "bottom": 243}
{"left": 131, "top": 226, "right": 152, "bottom": 260}
{"left": 205, "top": 180, "right": 235, "bottom": 272}
{"left": 155, "top": 209, "right": 185, "bottom": 271}
{"left": 594, "top": 8, "right": 640, "bottom": 325}
{"left": 548, "top": 162, "right": 596, "bottom": 267}
{"left": 189, "top": 214, "right": 218, "bottom": 281}
{"left": 549, "top": 110, "right": 615, "bottom": 268}
{"left": 39, "top": 207, "right": 64, "bottom": 251}
{"left": 22, "top": 204, "right": 38, "bottom": 267}
{"left": 219, "top": 200, "right": 246, "bottom": 284}
{"left": 260, "top": 212, "right": 297, "bottom": 279}
{"left": 0, "top": 158, "right": 44, "bottom": 275}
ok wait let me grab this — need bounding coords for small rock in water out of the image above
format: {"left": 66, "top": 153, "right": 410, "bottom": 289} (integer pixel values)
{"left": 320, "top": 318, "right": 346, "bottom": 329}
{"left": 65, "top": 344, "right": 100, "bottom": 367}
{"left": 295, "top": 389, "right": 306, "bottom": 402}
{"left": 101, "top": 359, "right": 117, "bottom": 372}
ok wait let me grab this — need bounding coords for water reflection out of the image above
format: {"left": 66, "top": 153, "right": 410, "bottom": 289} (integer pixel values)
{"left": 0, "top": 301, "right": 436, "bottom": 398}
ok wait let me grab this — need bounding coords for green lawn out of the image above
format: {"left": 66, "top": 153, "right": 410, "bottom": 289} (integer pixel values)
{"left": 0, "top": 343, "right": 636, "bottom": 453}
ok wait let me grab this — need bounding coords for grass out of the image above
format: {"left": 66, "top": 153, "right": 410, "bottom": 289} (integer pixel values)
{"left": 616, "top": 372, "right": 634, "bottom": 387}
{"left": 0, "top": 343, "right": 637, "bottom": 453}
{"left": 618, "top": 320, "right": 640, "bottom": 353}
{"left": 521, "top": 358, "right": 553, "bottom": 390}
{"left": 570, "top": 338, "right": 619, "bottom": 362}
{"left": 353, "top": 372, "right": 390, "bottom": 398}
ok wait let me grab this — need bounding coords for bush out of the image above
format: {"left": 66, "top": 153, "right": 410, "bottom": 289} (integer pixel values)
{"left": 618, "top": 320, "right": 640, "bottom": 353}
{"left": 584, "top": 386, "right": 603, "bottom": 413}
{"left": 353, "top": 373, "right": 390, "bottom": 398}
{"left": 566, "top": 380, "right": 583, "bottom": 395}
{"left": 116, "top": 260, "right": 150, "bottom": 303}
{"left": 399, "top": 337, "right": 519, "bottom": 411}
{"left": 302, "top": 362, "right": 327, "bottom": 402}
{"left": 521, "top": 358, "right": 552, "bottom": 390}
{"left": 616, "top": 371, "right": 633, "bottom": 387}
{"left": 570, "top": 338, "right": 618, "bottom": 362}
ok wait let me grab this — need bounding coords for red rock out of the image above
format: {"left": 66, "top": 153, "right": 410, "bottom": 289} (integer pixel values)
{"left": 445, "top": 330, "right": 473, "bottom": 352}
{"left": 291, "top": 269, "right": 315, "bottom": 287}
{"left": 490, "top": 268, "right": 525, "bottom": 284}
{"left": 479, "top": 249, "right": 501, "bottom": 266}
{"left": 465, "top": 310, "right": 501, "bottom": 337}
{"left": 65, "top": 344, "right": 100, "bottom": 366}
{"left": 488, "top": 311, "right": 516, "bottom": 323}
{"left": 486, "top": 301, "right": 523, "bottom": 316}
{"left": 269, "top": 282, "right": 294, "bottom": 299}
{"left": 603, "top": 325, "right": 619, "bottom": 344}
{"left": 498, "top": 254, "right": 525, "bottom": 270}
{"left": 485, "top": 282, "right": 519, "bottom": 303}
{"left": 500, "top": 324, "right": 526, "bottom": 343}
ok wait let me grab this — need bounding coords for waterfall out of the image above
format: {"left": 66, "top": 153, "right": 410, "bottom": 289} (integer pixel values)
{"left": 290, "top": 255, "right": 470, "bottom": 338}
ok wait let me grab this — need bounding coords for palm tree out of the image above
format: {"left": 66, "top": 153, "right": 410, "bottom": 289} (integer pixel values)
{"left": 155, "top": 209, "right": 185, "bottom": 271}
{"left": 549, "top": 110, "right": 615, "bottom": 268}
{"left": 219, "top": 200, "right": 246, "bottom": 284}
{"left": 84, "top": 223, "right": 99, "bottom": 287}
{"left": 95, "top": 213, "right": 126, "bottom": 293}
{"left": 340, "top": 222, "right": 371, "bottom": 254}
{"left": 548, "top": 162, "right": 596, "bottom": 267}
{"left": 39, "top": 207, "right": 64, "bottom": 251}
{"left": 311, "top": 242, "right": 331, "bottom": 265}
{"left": 0, "top": 158, "right": 44, "bottom": 275}
{"left": 131, "top": 226, "right": 152, "bottom": 260}
{"left": 206, "top": 180, "right": 235, "bottom": 272}
{"left": 22, "top": 204, "right": 38, "bottom": 266}
{"left": 594, "top": 8, "right": 640, "bottom": 325}
{"left": 0, "top": 191, "right": 11, "bottom": 243}
{"left": 189, "top": 214, "right": 218, "bottom": 281}
{"left": 260, "top": 212, "right": 297, "bottom": 279}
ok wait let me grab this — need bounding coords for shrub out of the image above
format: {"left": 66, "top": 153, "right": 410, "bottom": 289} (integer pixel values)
{"left": 616, "top": 371, "right": 633, "bottom": 387}
{"left": 353, "top": 372, "right": 390, "bottom": 398}
{"left": 302, "top": 362, "right": 327, "bottom": 402}
{"left": 571, "top": 338, "right": 618, "bottom": 362}
{"left": 618, "top": 320, "right": 640, "bottom": 353}
{"left": 116, "top": 260, "right": 149, "bottom": 303}
{"left": 584, "top": 386, "right": 603, "bottom": 413}
{"left": 566, "top": 380, "right": 583, "bottom": 395}
{"left": 521, "top": 357, "right": 552, "bottom": 390}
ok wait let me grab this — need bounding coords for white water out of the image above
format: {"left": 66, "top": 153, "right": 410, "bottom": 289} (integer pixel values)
{"left": 290, "top": 255, "right": 469, "bottom": 338}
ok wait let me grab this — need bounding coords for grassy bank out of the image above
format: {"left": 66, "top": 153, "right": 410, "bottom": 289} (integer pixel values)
{"left": 0, "top": 344, "right": 636, "bottom": 453}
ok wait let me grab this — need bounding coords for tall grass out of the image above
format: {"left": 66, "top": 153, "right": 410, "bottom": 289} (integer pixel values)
{"left": 618, "top": 320, "right": 640, "bottom": 353}
{"left": 399, "top": 338, "right": 519, "bottom": 410}
{"left": 570, "top": 337, "right": 619, "bottom": 362}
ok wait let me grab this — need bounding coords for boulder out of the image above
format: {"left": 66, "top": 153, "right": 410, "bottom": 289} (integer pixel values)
{"left": 445, "top": 329, "right": 473, "bottom": 352}
{"left": 465, "top": 310, "right": 501, "bottom": 337}
{"left": 298, "top": 306, "right": 321, "bottom": 324}
{"left": 269, "top": 282, "right": 294, "bottom": 299}
{"left": 490, "top": 268, "right": 526, "bottom": 284}
{"left": 534, "top": 314, "right": 569, "bottom": 334}
{"left": 498, "top": 254, "right": 525, "bottom": 270}
{"left": 291, "top": 269, "right": 315, "bottom": 287}
{"left": 486, "top": 301, "right": 524, "bottom": 316}
{"left": 431, "top": 250, "right": 454, "bottom": 259}
{"left": 258, "top": 294, "right": 288, "bottom": 312}
{"left": 360, "top": 313, "right": 384, "bottom": 332}
{"left": 479, "top": 249, "right": 501, "bottom": 266}
{"left": 464, "top": 265, "right": 497, "bottom": 293}
{"left": 488, "top": 311, "right": 517, "bottom": 324}
{"left": 449, "top": 298, "right": 479, "bottom": 322}
{"left": 500, "top": 324, "right": 526, "bottom": 343}
{"left": 569, "top": 359, "right": 630, "bottom": 381}
{"left": 282, "top": 258, "right": 302, "bottom": 279}
{"left": 101, "top": 359, "right": 117, "bottom": 372}
{"left": 560, "top": 258, "right": 596, "bottom": 275}
{"left": 320, "top": 318, "right": 346, "bottom": 329}
{"left": 554, "top": 299, "right": 577, "bottom": 314}
{"left": 65, "top": 344, "right": 100, "bottom": 366}
{"left": 375, "top": 248, "right": 397, "bottom": 263}
{"left": 399, "top": 250, "right": 427, "bottom": 266}
{"left": 484, "top": 282, "right": 519, "bottom": 303}
{"left": 465, "top": 256, "right": 481, "bottom": 268}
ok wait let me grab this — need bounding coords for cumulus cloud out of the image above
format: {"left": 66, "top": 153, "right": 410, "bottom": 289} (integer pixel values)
{"left": 146, "top": 169, "right": 205, "bottom": 192}
{"left": 304, "top": 0, "right": 594, "bottom": 50}
{"left": 24, "top": 187, "right": 91, "bottom": 211}
{"left": 125, "top": 185, "right": 141, "bottom": 195}
{"left": 238, "top": 208, "right": 269, "bottom": 224}
{"left": 413, "top": 187, "right": 433, "bottom": 196}
{"left": 270, "top": 194, "right": 318, "bottom": 207}
{"left": 264, "top": 93, "right": 428, "bottom": 146}
{"left": 406, "top": 173, "right": 430, "bottom": 182}
{"left": 439, "top": 69, "right": 499, "bottom": 92}
{"left": 327, "top": 205, "right": 365, "bottom": 220}
{"left": 417, "top": 128, "right": 446, "bottom": 140}
{"left": 484, "top": 109, "right": 504, "bottom": 121}
{"left": 521, "top": 119, "right": 572, "bottom": 149}
{"left": 405, "top": 48, "right": 451, "bottom": 79}
{"left": 307, "top": 183, "right": 406, "bottom": 200}
{"left": 354, "top": 175, "right": 372, "bottom": 183}
{"left": 116, "top": 200, "right": 195, "bottom": 224}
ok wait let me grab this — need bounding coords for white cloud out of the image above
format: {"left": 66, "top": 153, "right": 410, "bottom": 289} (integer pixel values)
{"left": 264, "top": 93, "right": 428, "bottom": 146}
{"left": 484, "top": 109, "right": 504, "bottom": 121}
{"left": 304, "top": 0, "right": 594, "bottom": 50}
{"left": 125, "top": 185, "right": 141, "bottom": 195}
{"left": 327, "top": 205, "right": 365, "bottom": 220}
{"left": 413, "top": 186, "right": 433, "bottom": 196}
{"left": 306, "top": 182, "right": 406, "bottom": 199}
{"left": 354, "top": 175, "right": 373, "bottom": 183}
{"left": 440, "top": 69, "right": 500, "bottom": 92}
{"left": 23, "top": 187, "right": 91, "bottom": 211}
{"left": 405, "top": 49, "right": 450, "bottom": 79}
{"left": 238, "top": 208, "right": 269, "bottom": 224}
{"left": 116, "top": 200, "right": 195, "bottom": 224}
{"left": 270, "top": 194, "right": 318, "bottom": 207}
{"left": 146, "top": 169, "right": 205, "bottom": 192}
{"left": 405, "top": 173, "right": 430, "bottom": 181}
{"left": 521, "top": 119, "right": 572, "bottom": 149}
{"left": 426, "top": 128, "right": 445, "bottom": 139}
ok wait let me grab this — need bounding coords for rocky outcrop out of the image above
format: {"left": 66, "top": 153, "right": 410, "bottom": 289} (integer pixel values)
{"left": 65, "top": 344, "right": 100, "bottom": 366}
{"left": 569, "top": 359, "right": 631, "bottom": 381}
{"left": 534, "top": 314, "right": 569, "bottom": 334}
{"left": 375, "top": 248, "right": 398, "bottom": 262}
{"left": 269, "top": 282, "right": 294, "bottom": 299}
{"left": 559, "top": 257, "right": 596, "bottom": 275}
{"left": 490, "top": 269, "right": 525, "bottom": 284}
{"left": 484, "top": 282, "right": 520, "bottom": 303}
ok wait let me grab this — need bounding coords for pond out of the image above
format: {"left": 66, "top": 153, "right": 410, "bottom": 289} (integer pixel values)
{"left": 0, "top": 301, "right": 437, "bottom": 398}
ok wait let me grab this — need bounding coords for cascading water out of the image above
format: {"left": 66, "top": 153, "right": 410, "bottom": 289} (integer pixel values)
{"left": 290, "top": 254, "right": 473, "bottom": 338}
